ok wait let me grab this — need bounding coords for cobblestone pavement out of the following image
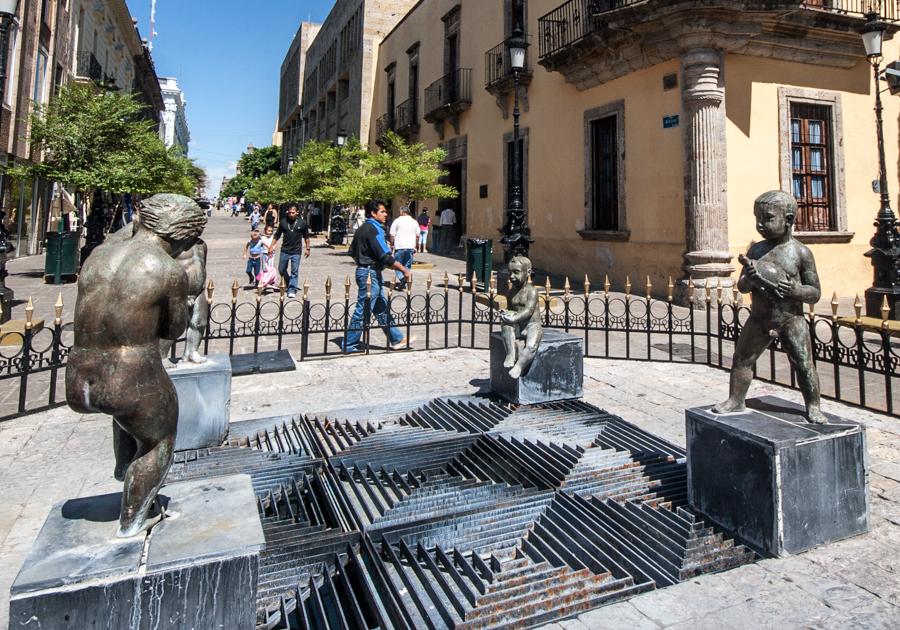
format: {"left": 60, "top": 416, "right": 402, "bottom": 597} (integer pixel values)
{"left": 1, "top": 350, "right": 898, "bottom": 628}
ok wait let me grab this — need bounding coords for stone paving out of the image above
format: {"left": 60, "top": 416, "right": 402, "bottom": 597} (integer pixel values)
{"left": 1, "top": 349, "right": 898, "bottom": 628}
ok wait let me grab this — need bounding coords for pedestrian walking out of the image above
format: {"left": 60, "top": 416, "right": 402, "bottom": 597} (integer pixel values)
{"left": 390, "top": 206, "right": 420, "bottom": 288}
{"left": 342, "top": 200, "right": 414, "bottom": 353}
{"left": 264, "top": 204, "right": 278, "bottom": 230}
{"left": 439, "top": 206, "right": 457, "bottom": 254}
{"left": 243, "top": 228, "right": 265, "bottom": 286}
{"left": 417, "top": 207, "right": 431, "bottom": 253}
{"left": 250, "top": 206, "right": 261, "bottom": 231}
{"left": 269, "top": 205, "right": 311, "bottom": 298}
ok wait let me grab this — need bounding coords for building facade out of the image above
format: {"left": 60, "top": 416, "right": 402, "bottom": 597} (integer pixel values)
{"left": 0, "top": 0, "right": 161, "bottom": 258}
{"left": 159, "top": 76, "right": 189, "bottom": 153}
{"left": 278, "top": 21, "right": 320, "bottom": 172}
{"left": 281, "top": 0, "right": 418, "bottom": 167}
{"left": 372, "top": 0, "right": 900, "bottom": 302}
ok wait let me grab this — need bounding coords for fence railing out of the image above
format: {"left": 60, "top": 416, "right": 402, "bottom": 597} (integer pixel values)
{"left": 2, "top": 276, "right": 898, "bottom": 422}
{"left": 424, "top": 68, "right": 473, "bottom": 119}
{"left": 76, "top": 51, "right": 102, "bottom": 82}
{"left": 485, "top": 39, "right": 532, "bottom": 89}
{"left": 394, "top": 98, "right": 418, "bottom": 133}
{"left": 538, "top": 0, "right": 900, "bottom": 60}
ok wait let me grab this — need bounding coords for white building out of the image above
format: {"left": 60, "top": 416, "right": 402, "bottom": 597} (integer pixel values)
{"left": 159, "top": 76, "right": 190, "bottom": 154}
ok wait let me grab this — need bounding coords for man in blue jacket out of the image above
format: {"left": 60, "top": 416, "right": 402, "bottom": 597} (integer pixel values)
{"left": 343, "top": 200, "right": 414, "bottom": 352}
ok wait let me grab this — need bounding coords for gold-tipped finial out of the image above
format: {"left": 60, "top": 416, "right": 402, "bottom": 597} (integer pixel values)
{"left": 882, "top": 296, "right": 891, "bottom": 329}
{"left": 646, "top": 275, "right": 652, "bottom": 300}
{"left": 206, "top": 279, "right": 215, "bottom": 303}
{"left": 625, "top": 276, "right": 632, "bottom": 298}
{"left": 25, "top": 297, "right": 34, "bottom": 330}
{"left": 471, "top": 271, "right": 479, "bottom": 291}
{"left": 427, "top": 273, "right": 433, "bottom": 292}
{"left": 544, "top": 276, "right": 551, "bottom": 298}
{"left": 604, "top": 274, "right": 610, "bottom": 297}
{"left": 325, "top": 276, "right": 332, "bottom": 300}
{"left": 732, "top": 284, "right": 738, "bottom": 305}
{"left": 366, "top": 273, "right": 373, "bottom": 298}
{"left": 489, "top": 272, "right": 496, "bottom": 296}
{"left": 667, "top": 276, "right": 674, "bottom": 302}
{"left": 279, "top": 278, "right": 287, "bottom": 300}
{"left": 406, "top": 274, "right": 413, "bottom": 294}
{"left": 457, "top": 273, "right": 464, "bottom": 292}
{"left": 303, "top": 279, "right": 310, "bottom": 301}
{"left": 715, "top": 278, "right": 722, "bottom": 305}
{"left": 584, "top": 274, "right": 591, "bottom": 297}
{"left": 344, "top": 275, "right": 351, "bottom": 300}
{"left": 387, "top": 280, "right": 394, "bottom": 299}
{"left": 231, "top": 279, "right": 239, "bottom": 303}
{"left": 255, "top": 282, "right": 262, "bottom": 302}
{"left": 830, "top": 292, "right": 839, "bottom": 321}
{"left": 564, "top": 277, "right": 571, "bottom": 298}
{"left": 704, "top": 278, "right": 712, "bottom": 303}
{"left": 54, "top": 293, "right": 63, "bottom": 326}
{"left": 854, "top": 294, "right": 862, "bottom": 325}
{"left": 443, "top": 272, "right": 450, "bottom": 293}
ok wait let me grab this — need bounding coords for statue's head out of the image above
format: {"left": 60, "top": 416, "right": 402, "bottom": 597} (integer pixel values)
{"left": 137, "top": 194, "right": 207, "bottom": 254}
{"left": 753, "top": 190, "right": 796, "bottom": 241}
{"left": 508, "top": 255, "right": 532, "bottom": 288}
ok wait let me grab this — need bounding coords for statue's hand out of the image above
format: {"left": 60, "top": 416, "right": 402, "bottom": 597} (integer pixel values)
{"left": 774, "top": 278, "right": 800, "bottom": 300}
{"left": 500, "top": 311, "right": 513, "bottom": 324}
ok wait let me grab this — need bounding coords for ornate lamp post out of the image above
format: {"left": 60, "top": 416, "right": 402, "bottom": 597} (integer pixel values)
{"left": 0, "top": 0, "right": 19, "bottom": 323}
{"left": 861, "top": 11, "right": 900, "bottom": 319}
{"left": 501, "top": 27, "right": 532, "bottom": 260}
{"left": 336, "top": 129, "right": 348, "bottom": 148}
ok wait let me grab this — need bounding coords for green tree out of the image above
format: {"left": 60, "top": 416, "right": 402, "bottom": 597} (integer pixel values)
{"left": 245, "top": 170, "right": 288, "bottom": 205}
{"left": 5, "top": 83, "right": 180, "bottom": 196}
{"left": 221, "top": 145, "right": 281, "bottom": 199}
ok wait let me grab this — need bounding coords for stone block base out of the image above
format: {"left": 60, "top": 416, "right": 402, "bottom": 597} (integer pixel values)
{"left": 490, "top": 329, "right": 583, "bottom": 405}
{"left": 167, "top": 353, "right": 232, "bottom": 451}
{"left": 10, "top": 474, "right": 265, "bottom": 629}
{"left": 686, "top": 397, "right": 869, "bottom": 557}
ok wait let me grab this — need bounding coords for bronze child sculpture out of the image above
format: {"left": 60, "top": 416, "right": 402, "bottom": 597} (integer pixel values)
{"left": 713, "top": 190, "right": 826, "bottom": 424}
{"left": 66, "top": 194, "right": 207, "bottom": 537}
{"left": 500, "top": 256, "right": 543, "bottom": 379}
{"left": 159, "top": 239, "right": 209, "bottom": 365}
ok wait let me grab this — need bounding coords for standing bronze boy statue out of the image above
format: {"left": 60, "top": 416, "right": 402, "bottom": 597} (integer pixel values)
{"left": 713, "top": 190, "right": 826, "bottom": 424}
{"left": 66, "top": 194, "right": 207, "bottom": 537}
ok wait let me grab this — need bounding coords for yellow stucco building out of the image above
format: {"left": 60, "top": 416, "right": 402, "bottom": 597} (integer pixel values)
{"left": 371, "top": 0, "right": 900, "bottom": 306}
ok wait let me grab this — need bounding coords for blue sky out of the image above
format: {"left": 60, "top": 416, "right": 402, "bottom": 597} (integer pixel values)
{"left": 125, "top": 1, "right": 338, "bottom": 196}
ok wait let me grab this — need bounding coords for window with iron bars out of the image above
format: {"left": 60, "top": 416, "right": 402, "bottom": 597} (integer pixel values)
{"left": 790, "top": 102, "right": 835, "bottom": 231}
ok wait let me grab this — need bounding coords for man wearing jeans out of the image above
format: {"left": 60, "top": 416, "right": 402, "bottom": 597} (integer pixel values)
{"left": 269, "top": 205, "right": 310, "bottom": 298}
{"left": 389, "top": 206, "right": 419, "bottom": 289}
{"left": 343, "top": 200, "right": 414, "bottom": 353}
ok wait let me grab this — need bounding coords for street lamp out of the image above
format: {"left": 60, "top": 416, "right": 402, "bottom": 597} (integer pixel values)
{"left": 336, "top": 129, "right": 347, "bottom": 148}
{"left": 0, "top": 0, "right": 18, "bottom": 323}
{"left": 500, "top": 26, "right": 532, "bottom": 260}
{"left": 860, "top": 11, "right": 900, "bottom": 319}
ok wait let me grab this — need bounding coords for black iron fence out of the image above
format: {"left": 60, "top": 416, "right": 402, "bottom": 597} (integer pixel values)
{"left": 76, "top": 51, "right": 102, "bottom": 82}
{"left": 538, "top": 0, "right": 900, "bottom": 59}
{"left": 2, "top": 276, "right": 898, "bottom": 421}
{"left": 485, "top": 39, "right": 532, "bottom": 88}
{"left": 424, "top": 68, "right": 473, "bottom": 119}
{"left": 394, "top": 97, "right": 418, "bottom": 133}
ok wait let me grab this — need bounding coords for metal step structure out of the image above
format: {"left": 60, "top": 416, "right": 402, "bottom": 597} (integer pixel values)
{"left": 167, "top": 397, "right": 755, "bottom": 629}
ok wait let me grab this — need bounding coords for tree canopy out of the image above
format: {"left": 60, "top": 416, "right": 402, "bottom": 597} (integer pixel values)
{"left": 5, "top": 82, "right": 204, "bottom": 197}
{"left": 221, "top": 145, "right": 281, "bottom": 199}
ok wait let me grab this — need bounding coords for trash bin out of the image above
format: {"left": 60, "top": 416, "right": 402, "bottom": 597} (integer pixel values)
{"left": 44, "top": 231, "right": 79, "bottom": 284}
{"left": 329, "top": 213, "right": 347, "bottom": 246}
{"left": 466, "top": 238, "right": 493, "bottom": 286}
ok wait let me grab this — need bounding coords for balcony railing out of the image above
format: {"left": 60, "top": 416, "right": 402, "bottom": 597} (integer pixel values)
{"left": 375, "top": 112, "right": 394, "bottom": 140}
{"left": 538, "top": 0, "right": 900, "bottom": 60}
{"left": 485, "top": 39, "right": 532, "bottom": 89}
{"left": 76, "top": 51, "right": 102, "bottom": 82}
{"left": 424, "top": 68, "right": 472, "bottom": 120}
{"left": 395, "top": 98, "right": 418, "bottom": 133}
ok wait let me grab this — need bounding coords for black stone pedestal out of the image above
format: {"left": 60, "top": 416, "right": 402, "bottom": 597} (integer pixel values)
{"left": 686, "top": 397, "right": 868, "bottom": 557}
{"left": 9, "top": 474, "right": 265, "bottom": 629}
{"left": 490, "top": 329, "right": 583, "bottom": 404}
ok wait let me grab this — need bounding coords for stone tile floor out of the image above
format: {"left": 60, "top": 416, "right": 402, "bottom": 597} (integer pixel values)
{"left": 1, "top": 349, "right": 898, "bottom": 628}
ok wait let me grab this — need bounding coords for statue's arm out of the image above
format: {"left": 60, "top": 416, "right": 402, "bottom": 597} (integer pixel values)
{"left": 161, "top": 269, "right": 191, "bottom": 340}
{"left": 796, "top": 248, "right": 822, "bottom": 304}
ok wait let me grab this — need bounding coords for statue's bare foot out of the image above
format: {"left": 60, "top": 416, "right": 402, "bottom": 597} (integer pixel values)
{"left": 807, "top": 408, "right": 828, "bottom": 425}
{"left": 503, "top": 355, "right": 516, "bottom": 369}
{"left": 509, "top": 363, "right": 523, "bottom": 379}
{"left": 116, "top": 511, "right": 163, "bottom": 538}
{"left": 182, "top": 351, "right": 207, "bottom": 364}
{"left": 712, "top": 399, "right": 745, "bottom": 414}
{"left": 113, "top": 462, "right": 130, "bottom": 482}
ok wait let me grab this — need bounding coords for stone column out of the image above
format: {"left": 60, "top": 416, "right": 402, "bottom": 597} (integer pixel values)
{"left": 676, "top": 48, "right": 734, "bottom": 307}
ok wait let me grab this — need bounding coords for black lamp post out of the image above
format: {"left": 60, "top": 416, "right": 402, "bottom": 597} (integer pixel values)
{"left": 336, "top": 129, "right": 348, "bottom": 148}
{"left": 0, "top": 0, "right": 19, "bottom": 324}
{"left": 861, "top": 11, "right": 900, "bottom": 319}
{"left": 501, "top": 27, "right": 532, "bottom": 260}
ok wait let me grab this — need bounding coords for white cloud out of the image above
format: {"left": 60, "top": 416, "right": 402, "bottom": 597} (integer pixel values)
{"left": 203, "top": 160, "right": 238, "bottom": 198}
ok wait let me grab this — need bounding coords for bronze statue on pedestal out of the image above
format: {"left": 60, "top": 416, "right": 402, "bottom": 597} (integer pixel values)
{"left": 500, "top": 256, "right": 543, "bottom": 379}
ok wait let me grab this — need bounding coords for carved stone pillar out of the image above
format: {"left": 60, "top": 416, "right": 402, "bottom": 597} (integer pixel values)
{"left": 676, "top": 48, "right": 734, "bottom": 307}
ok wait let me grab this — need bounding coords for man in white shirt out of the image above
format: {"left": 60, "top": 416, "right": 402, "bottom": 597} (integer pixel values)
{"left": 389, "top": 206, "right": 421, "bottom": 287}
{"left": 439, "top": 206, "right": 457, "bottom": 254}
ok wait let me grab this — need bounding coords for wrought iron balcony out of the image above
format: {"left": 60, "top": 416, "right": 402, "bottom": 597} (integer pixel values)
{"left": 394, "top": 98, "right": 419, "bottom": 137}
{"left": 485, "top": 39, "right": 533, "bottom": 90}
{"left": 375, "top": 112, "right": 394, "bottom": 141}
{"left": 538, "top": 0, "right": 900, "bottom": 60}
{"left": 424, "top": 68, "right": 472, "bottom": 123}
{"left": 76, "top": 51, "right": 102, "bottom": 83}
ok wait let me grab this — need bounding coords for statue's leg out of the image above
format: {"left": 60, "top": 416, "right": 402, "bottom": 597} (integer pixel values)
{"left": 181, "top": 294, "right": 208, "bottom": 364}
{"left": 158, "top": 338, "right": 175, "bottom": 363}
{"left": 510, "top": 325, "right": 543, "bottom": 379}
{"left": 781, "top": 317, "right": 826, "bottom": 424}
{"left": 113, "top": 419, "right": 139, "bottom": 481}
{"left": 116, "top": 380, "right": 178, "bottom": 538}
{"left": 712, "top": 319, "right": 770, "bottom": 413}
{"left": 502, "top": 324, "right": 517, "bottom": 368}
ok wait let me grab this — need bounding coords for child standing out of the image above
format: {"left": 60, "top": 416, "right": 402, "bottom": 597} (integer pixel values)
{"left": 243, "top": 229, "right": 265, "bottom": 286}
